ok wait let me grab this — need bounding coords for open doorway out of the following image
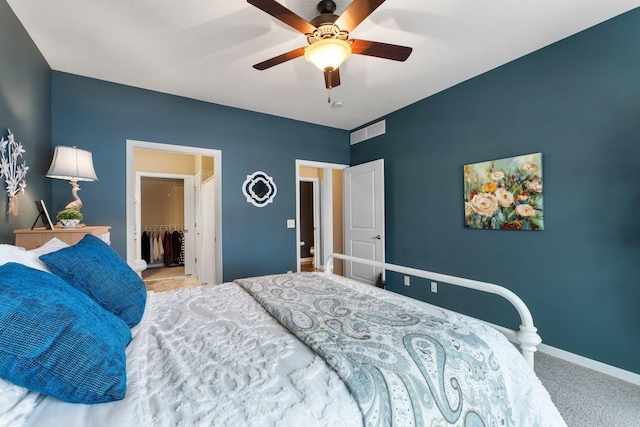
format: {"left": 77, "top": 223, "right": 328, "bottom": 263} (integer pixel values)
{"left": 137, "top": 174, "right": 194, "bottom": 288}
{"left": 299, "top": 179, "right": 319, "bottom": 271}
{"left": 296, "top": 160, "right": 348, "bottom": 274}
{"left": 126, "top": 140, "right": 223, "bottom": 286}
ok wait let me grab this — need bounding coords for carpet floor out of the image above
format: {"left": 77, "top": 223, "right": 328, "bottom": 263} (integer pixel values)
{"left": 535, "top": 351, "right": 640, "bottom": 426}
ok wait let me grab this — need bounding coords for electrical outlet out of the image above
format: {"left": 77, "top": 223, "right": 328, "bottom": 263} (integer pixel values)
{"left": 287, "top": 270, "right": 292, "bottom": 274}
{"left": 404, "top": 276, "right": 410, "bottom": 286}
{"left": 431, "top": 282, "right": 438, "bottom": 293}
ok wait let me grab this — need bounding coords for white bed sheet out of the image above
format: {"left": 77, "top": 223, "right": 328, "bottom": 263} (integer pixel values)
{"left": 22, "top": 273, "right": 565, "bottom": 427}
{"left": 23, "top": 281, "right": 361, "bottom": 427}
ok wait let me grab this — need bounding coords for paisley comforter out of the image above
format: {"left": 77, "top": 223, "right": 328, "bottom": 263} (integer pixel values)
{"left": 236, "top": 273, "right": 513, "bottom": 427}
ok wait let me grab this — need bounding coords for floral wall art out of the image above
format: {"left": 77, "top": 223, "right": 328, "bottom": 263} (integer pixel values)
{"left": 464, "top": 153, "right": 543, "bottom": 230}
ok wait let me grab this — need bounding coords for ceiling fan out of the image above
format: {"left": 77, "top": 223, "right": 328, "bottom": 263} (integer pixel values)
{"left": 248, "top": 0, "right": 413, "bottom": 92}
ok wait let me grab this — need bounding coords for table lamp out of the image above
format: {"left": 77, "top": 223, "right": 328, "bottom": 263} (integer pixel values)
{"left": 46, "top": 146, "right": 98, "bottom": 212}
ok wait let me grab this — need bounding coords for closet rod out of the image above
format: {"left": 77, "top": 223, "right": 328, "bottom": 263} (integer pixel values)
{"left": 142, "top": 179, "right": 184, "bottom": 186}
{"left": 142, "top": 224, "right": 184, "bottom": 231}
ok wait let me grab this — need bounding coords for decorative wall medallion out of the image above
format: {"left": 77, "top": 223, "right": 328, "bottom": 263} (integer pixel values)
{"left": 242, "top": 171, "right": 277, "bottom": 207}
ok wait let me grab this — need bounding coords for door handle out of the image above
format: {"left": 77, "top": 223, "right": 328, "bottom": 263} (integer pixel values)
{"left": 374, "top": 235, "right": 382, "bottom": 240}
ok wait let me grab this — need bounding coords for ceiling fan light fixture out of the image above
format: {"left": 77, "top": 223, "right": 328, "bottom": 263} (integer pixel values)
{"left": 304, "top": 38, "right": 352, "bottom": 71}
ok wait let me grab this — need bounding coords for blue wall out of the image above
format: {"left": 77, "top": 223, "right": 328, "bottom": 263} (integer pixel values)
{"left": 0, "top": 0, "right": 51, "bottom": 242}
{"left": 5, "top": 0, "right": 639, "bottom": 374}
{"left": 351, "top": 9, "right": 640, "bottom": 374}
{"left": 51, "top": 72, "right": 350, "bottom": 280}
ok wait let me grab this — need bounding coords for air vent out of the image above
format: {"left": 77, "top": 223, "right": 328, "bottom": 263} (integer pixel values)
{"left": 350, "top": 120, "right": 386, "bottom": 145}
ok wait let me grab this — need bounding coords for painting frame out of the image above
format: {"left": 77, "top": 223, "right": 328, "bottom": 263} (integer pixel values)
{"left": 464, "top": 153, "right": 543, "bottom": 230}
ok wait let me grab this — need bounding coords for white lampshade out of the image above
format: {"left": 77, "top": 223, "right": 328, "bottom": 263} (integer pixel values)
{"left": 46, "top": 146, "right": 98, "bottom": 182}
{"left": 304, "top": 38, "right": 352, "bottom": 71}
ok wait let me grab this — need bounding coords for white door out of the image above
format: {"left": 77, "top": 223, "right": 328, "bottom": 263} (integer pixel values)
{"left": 343, "top": 159, "right": 385, "bottom": 285}
{"left": 199, "top": 177, "right": 216, "bottom": 285}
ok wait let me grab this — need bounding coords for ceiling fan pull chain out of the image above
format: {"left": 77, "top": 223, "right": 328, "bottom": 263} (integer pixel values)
{"left": 328, "top": 88, "right": 331, "bottom": 104}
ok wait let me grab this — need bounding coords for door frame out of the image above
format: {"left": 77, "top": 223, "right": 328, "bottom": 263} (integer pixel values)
{"left": 295, "top": 159, "right": 348, "bottom": 271}
{"left": 135, "top": 172, "right": 194, "bottom": 274}
{"left": 193, "top": 172, "right": 202, "bottom": 279}
{"left": 126, "top": 140, "right": 223, "bottom": 284}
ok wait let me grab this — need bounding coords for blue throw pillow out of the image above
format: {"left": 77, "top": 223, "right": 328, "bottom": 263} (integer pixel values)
{"left": 40, "top": 234, "right": 147, "bottom": 327}
{"left": 0, "top": 263, "right": 131, "bottom": 404}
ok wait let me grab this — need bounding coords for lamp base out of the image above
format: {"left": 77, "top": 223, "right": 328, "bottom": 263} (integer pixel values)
{"left": 65, "top": 179, "right": 83, "bottom": 211}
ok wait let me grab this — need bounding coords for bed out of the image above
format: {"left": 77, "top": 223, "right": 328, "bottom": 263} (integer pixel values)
{"left": 0, "top": 235, "right": 566, "bottom": 427}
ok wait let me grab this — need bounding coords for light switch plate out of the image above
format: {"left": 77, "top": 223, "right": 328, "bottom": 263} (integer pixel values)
{"left": 287, "top": 219, "right": 295, "bottom": 228}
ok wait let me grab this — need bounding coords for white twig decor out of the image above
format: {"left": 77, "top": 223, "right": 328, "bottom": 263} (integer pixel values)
{"left": 0, "top": 129, "right": 28, "bottom": 216}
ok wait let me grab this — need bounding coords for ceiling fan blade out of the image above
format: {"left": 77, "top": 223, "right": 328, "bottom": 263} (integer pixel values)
{"left": 335, "top": 0, "right": 386, "bottom": 33}
{"left": 253, "top": 47, "right": 306, "bottom": 70}
{"left": 247, "top": 0, "right": 316, "bottom": 34}
{"left": 350, "top": 39, "right": 412, "bottom": 61}
{"left": 324, "top": 68, "right": 341, "bottom": 89}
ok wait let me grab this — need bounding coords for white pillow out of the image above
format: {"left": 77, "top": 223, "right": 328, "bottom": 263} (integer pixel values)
{"left": 0, "top": 245, "right": 44, "bottom": 271}
{"left": 0, "top": 238, "right": 69, "bottom": 272}
{"left": 0, "top": 378, "right": 39, "bottom": 427}
{"left": 28, "top": 238, "right": 70, "bottom": 257}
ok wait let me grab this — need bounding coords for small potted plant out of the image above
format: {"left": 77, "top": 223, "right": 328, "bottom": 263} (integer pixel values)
{"left": 57, "top": 208, "right": 83, "bottom": 228}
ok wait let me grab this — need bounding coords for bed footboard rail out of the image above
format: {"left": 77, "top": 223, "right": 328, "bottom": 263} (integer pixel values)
{"left": 324, "top": 253, "right": 542, "bottom": 369}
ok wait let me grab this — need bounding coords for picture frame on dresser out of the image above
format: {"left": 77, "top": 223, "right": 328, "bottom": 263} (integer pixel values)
{"left": 31, "top": 200, "right": 54, "bottom": 230}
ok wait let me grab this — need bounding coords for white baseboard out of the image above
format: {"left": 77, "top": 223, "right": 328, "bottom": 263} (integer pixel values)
{"left": 536, "top": 343, "right": 640, "bottom": 386}
{"left": 491, "top": 323, "right": 640, "bottom": 386}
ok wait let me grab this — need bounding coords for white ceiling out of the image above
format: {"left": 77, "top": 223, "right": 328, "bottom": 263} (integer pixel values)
{"left": 8, "top": 0, "right": 640, "bottom": 130}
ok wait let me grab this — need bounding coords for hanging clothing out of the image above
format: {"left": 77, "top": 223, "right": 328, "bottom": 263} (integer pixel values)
{"left": 174, "top": 231, "right": 185, "bottom": 266}
{"left": 144, "top": 228, "right": 185, "bottom": 267}
{"left": 150, "top": 233, "right": 154, "bottom": 262}
{"left": 153, "top": 234, "right": 161, "bottom": 262}
{"left": 150, "top": 233, "right": 155, "bottom": 262}
{"left": 164, "top": 231, "right": 171, "bottom": 267}
{"left": 141, "top": 231, "right": 151, "bottom": 263}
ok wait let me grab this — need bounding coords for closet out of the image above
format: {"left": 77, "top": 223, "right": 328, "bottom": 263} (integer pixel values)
{"left": 140, "top": 178, "right": 186, "bottom": 274}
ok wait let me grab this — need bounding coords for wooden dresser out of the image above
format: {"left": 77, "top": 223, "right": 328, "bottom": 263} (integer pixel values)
{"left": 14, "top": 226, "right": 111, "bottom": 250}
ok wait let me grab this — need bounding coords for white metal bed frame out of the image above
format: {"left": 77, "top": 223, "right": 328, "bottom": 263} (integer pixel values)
{"left": 325, "top": 253, "right": 542, "bottom": 368}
